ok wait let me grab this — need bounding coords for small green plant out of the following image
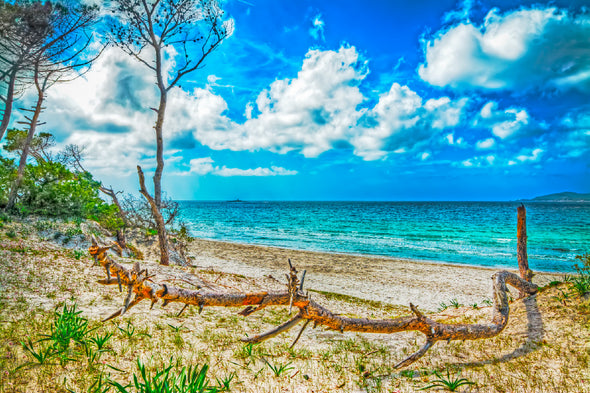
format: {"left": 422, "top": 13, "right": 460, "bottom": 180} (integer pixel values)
{"left": 40, "top": 303, "right": 94, "bottom": 353}
{"left": 262, "top": 358, "right": 294, "bottom": 377}
{"left": 419, "top": 369, "right": 476, "bottom": 392}
{"left": 89, "top": 332, "right": 113, "bottom": 352}
{"left": 18, "top": 339, "right": 57, "bottom": 368}
{"left": 145, "top": 228, "right": 158, "bottom": 237}
{"left": 167, "top": 323, "right": 187, "bottom": 333}
{"left": 117, "top": 321, "right": 151, "bottom": 339}
{"left": 552, "top": 288, "right": 572, "bottom": 305}
{"left": 449, "top": 299, "right": 462, "bottom": 309}
{"left": 109, "top": 359, "right": 218, "bottom": 393}
{"left": 471, "top": 303, "right": 478, "bottom": 309}
{"left": 437, "top": 302, "right": 448, "bottom": 312}
{"left": 215, "top": 372, "right": 235, "bottom": 392}
{"left": 72, "top": 250, "right": 85, "bottom": 260}
{"left": 482, "top": 299, "right": 493, "bottom": 306}
{"left": 6, "top": 229, "right": 16, "bottom": 238}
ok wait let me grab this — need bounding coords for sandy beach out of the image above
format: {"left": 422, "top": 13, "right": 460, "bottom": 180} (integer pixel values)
{"left": 186, "top": 238, "right": 563, "bottom": 311}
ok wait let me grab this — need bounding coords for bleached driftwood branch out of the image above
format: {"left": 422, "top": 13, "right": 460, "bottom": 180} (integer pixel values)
{"left": 89, "top": 236, "right": 538, "bottom": 368}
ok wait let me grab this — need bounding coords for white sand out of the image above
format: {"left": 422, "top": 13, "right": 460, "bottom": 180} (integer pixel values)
{"left": 186, "top": 238, "right": 562, "bottom": 311}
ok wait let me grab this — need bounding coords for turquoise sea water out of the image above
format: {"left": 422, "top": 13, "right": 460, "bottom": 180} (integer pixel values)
{"left": 177, "top": 201, "right": 590, "bottom": 273}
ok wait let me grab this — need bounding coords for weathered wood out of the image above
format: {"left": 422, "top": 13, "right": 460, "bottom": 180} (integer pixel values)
{"left": 517, "top": 204, "right": 533, "bottom": 282}
{"left": 89, "top": 236, "right": 538, "bottom": 368}
{"left": 137, "top": 166, "right": 170, "bottom": 265}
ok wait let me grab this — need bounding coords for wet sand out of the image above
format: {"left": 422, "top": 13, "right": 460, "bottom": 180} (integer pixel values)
{"left": 186, "top": 238, "right": 562, "bottom": 311}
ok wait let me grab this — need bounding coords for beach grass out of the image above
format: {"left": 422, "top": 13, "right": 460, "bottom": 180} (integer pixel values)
{"left": 0, "top": 219, "right": 589, "bottom": 392}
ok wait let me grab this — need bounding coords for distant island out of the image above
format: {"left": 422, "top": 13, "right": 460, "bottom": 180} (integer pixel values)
{"left": 520, "top": 191, "right": 590, "bottom": 202}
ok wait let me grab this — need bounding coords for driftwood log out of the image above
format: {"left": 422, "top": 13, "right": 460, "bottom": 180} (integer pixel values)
{"left": 88, "top": 233, "right": 538, "bottom": 368}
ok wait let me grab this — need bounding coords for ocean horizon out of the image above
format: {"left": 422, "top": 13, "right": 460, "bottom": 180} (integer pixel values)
{"left": 177, "top": 200, "right": 590, "bottom": 273}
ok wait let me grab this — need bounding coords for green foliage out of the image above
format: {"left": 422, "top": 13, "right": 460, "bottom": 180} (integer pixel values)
{"left": 0, "top": 156, "right": 16, "bottom": 203}
{"left": 0, "top": 138, "right": 124, "bottom": 231}
{"left": 571, "top": 253, "right": 590, "bottom": 297}
{"left": 419, "top": 369, "right": 476, "bottom": 391}
{"left": 18, "top": 302, "right": 112, "bottom": 369}
{"left": 110, "top": 359, "right": 219, "bottom": 393}
{"left": 3, "top": 129, "right": 54, "bottom": 162}
{"left": 262, "top": 358, "right": 294, "bottom": 377}
{"left": 38, "top": 303, "right": 96, "bottom": 365}
{"left": 18, "top": 339, "right": 58, "bottom": 368}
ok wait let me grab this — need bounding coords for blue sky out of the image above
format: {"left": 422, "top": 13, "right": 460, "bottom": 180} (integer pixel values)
{"left": 11, "top": 0, "right": 590, "bottom": 200}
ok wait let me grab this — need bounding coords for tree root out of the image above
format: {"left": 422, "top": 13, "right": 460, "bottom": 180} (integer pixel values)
{"left": 89, "top": 236, "right": 538, "bottom": 368}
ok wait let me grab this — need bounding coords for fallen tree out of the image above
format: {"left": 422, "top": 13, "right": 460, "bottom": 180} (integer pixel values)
{"left": 88, "top": 234, "right": 538, "bottom": 369}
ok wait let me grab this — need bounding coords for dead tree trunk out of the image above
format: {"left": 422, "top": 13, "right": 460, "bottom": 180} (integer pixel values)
{"left": 137, "top": 166, "right": 170, "bottom": 265}
{"left": 89, "top": 236, "right": 538, "bottom": 369}
{"left": 517, "top": 204, "right": 533, "bottom": 282}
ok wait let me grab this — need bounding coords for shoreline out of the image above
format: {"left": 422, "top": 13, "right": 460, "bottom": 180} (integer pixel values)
{"left": 186, "top": 237, "right": 563, "bottom": 311}
{"left": 186, "top": 235, "right": 571, "bottom": 275}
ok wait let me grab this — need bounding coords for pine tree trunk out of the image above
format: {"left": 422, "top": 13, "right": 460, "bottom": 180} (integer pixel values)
{"left": 5, "top": 71, "right": 44, "bottom": 210}
{"left": 0, "top": 68, "right": 18, "bottom": 142}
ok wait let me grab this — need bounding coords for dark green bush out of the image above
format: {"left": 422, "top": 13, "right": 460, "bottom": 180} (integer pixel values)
{"left": 0, "top": 153, "right": 124, "bottom": 231}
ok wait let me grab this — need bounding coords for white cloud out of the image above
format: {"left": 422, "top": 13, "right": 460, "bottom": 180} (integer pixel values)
{"left": 192, "top": 46, "right": 368, "bottom": 157}
{"left": 188, "top": 157, "right": 215, "bottom": 175}
{"left": 188, "top": 157, "right": 297, "bottom": 177}
{"left": 459, "top": 154, "right": 497, "bottom": 167}
{"left": 516, "top": 148, "right": 543, "bottom": 162}
{"left": 351, "top": 84, "right": 467, "bottom": 160}
{"left": 419, "top": 7, "right": 590, "bottom": 92}
{"left": 216, "top": 166, "right": 297, "bottom": 177}
{"left": 476, "top": 138, "right": 496, "bottom": 149}
{"left": 309, "top": 13, "right": 325, "bottom": 41}
{"left": 475, "top": 102, "right": 529, "bottom": 139}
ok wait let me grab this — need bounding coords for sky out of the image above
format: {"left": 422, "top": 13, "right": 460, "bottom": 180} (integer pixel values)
{"left": 9, "top": 0, "right": 590, "bottom": 201}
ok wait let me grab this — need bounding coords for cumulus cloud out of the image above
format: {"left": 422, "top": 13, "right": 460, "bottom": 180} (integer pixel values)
{"left": 192, "top": 46, "right": 368, "bottom": 157}
{"left": 187, "top": 46, "right": 469, "bottom": 162}
{"left": 350, "top": 84, "right": 467, "bottom": 160}
{"left": 188, "top": 157, "right": 297, "bottom": 177}
{"left": 419, "top": 7, "right": 590, "bottom": 92}
{"left": 474, "top": 102, "right": 529, "bottom": 139}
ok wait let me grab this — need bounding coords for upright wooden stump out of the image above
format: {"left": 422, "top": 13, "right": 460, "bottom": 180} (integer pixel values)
{"left": 517, "top": 204, "right": 533, "bottom": 282}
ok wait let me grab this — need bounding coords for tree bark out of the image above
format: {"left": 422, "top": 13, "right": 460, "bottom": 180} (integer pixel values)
{"left": 517, "top": 204, "right": 532, "bottom": 282}
{"left": 137, "top": 166, "right": 170, "bottom": 265}
{"left": 5, "top": 68, "right": 44, "bottom": 210}
{"left": 89, "top": 236, "right": 538, "bottom": 368}
{"left": 0, "top": 67, "right": 18, "bottom": 142}
{"left": 153, "top": 60, "right": 166, "bottom": 210}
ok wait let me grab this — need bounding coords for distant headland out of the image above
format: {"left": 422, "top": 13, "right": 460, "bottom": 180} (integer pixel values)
{"left": 519, "top": 192, "right": 590, "bottom": 202}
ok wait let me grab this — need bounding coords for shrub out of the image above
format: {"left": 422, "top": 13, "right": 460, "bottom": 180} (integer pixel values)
{"left": 571, "top": 253, "right": 590, "bottom": 297}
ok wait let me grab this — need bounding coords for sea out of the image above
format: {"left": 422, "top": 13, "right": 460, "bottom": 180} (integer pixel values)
{"left": 177, "top": 201, "right": 590, "bottom": 273}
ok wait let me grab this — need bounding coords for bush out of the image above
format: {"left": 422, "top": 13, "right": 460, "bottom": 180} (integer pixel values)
{"left": 571, "top": 254, "right": 590, "bottom": 297}
{"left": 0, "top": 153, "right": 124, "bottom": 231}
